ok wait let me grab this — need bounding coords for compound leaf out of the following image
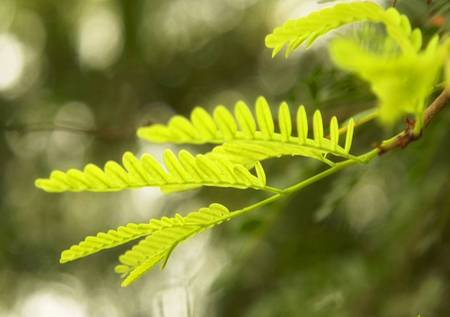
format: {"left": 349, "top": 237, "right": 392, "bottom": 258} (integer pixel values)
{"left": 115, "top": 203, "right": 231, "bottom": 286}
{"left": 35, "top": 150, "right": 267, "bottom": 193}
{"left": 265, "top": 2, "right": 420, "bottom": 57}
{"left": 138, "top": 97, "right": 360, "bottom": 167}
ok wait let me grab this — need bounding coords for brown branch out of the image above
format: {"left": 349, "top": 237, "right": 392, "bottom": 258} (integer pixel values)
{"left": 423, "top": 89, "right": 449, "bottom": 127}
{"left": 377, "top": 89, "right": 450, "bottom": 155}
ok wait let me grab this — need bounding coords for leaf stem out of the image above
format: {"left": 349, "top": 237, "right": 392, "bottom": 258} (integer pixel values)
{"left": 263, "top": 186, "right": 285, "bottom": 194}
{"left": 224, "top": 159, "right": 359, "bottom": 222}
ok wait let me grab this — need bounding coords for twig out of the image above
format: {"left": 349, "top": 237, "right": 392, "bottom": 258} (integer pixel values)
{"left": 377, "top": 89, "right": 450, "bottom": 155}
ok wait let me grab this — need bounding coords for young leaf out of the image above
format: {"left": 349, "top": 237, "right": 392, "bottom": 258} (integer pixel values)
{"left": 255, "top": 96, "right": 275, "bottom": 139}
{"left": 329, "top": 116, "right": 339, "bottom": 151}
{"left": 235, "top": 100, "right": 257, "bottom": 138}
{"left": 60, "top": 221, "right": 177, "bottom": 263}
{"left": 344, "top": 119, "right": 355, "bottom": 154}
{"left": 60, "top": 203, "right": 232, "bottom": 286}
{"left": 313, "top": 110, "right": 324, "bottom": 146}
{"left": 329, "top": 36, "right": 444, "bottom": 125}
{"left": 116, "top": 203, "right": 231, "bottom": 286}
{"left": 137, "top": 98, "right": 360, "bottom": 167}
{"left": 265, "top": 2, "right": 420, "bottom": 57}
{"left": 35, "top": 150, "right": 268, "bottom": 194}
{"left": 278, "top": 102, "right": 292, "bottom": 142}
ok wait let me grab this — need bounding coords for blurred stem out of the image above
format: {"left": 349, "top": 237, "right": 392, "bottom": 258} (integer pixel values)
{"left": 338, "top": 107, "right": 378, "bottom": 135}
{"left": 224, "top": 159, "right": 359, "bottom": 222}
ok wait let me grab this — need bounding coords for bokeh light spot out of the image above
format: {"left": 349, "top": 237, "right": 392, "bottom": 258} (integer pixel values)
{"left": 77, "top": 5, "right": 123, "bottom": 70}
{"left": 0, "top": 33, "right": 25, "bottom": 91}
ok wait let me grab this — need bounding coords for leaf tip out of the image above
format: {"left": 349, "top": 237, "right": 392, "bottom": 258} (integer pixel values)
{"left": 59, "top": 252, "right": 70, "bottom": 264}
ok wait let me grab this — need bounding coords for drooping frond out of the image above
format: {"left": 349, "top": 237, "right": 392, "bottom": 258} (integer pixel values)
{"left": 113, "top": 203, "right": 231, "bottom": 287}
{"left": 329, "top": 36, "right": 444, "bottom": 125}
{"left": 137, "top": 97, "right": 359, "bottom": 167}
{"left": 35, "top": 150, "right": 268, "bottom": 193}
{"left": 265, "top": 2, "right": 422, "bottom": 57}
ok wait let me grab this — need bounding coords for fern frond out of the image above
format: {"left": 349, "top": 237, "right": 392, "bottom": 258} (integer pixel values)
{"left": 113, "top": 203, "right": 231, "bottom": 287}
{"left": 265, "top": 2, "right": 420, "bottom": 57}
{"left": 138, "top": 97, "right": 359, "bottom": 167}
{"left": 35, "top": 150, "right": 268, "bottom": 193}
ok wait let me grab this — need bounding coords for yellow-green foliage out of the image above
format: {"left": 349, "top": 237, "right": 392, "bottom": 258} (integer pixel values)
{"left": 138, "top": 97, "right": 357, "bottom": 167}
{"left": 37, "top": 96, "right": 361, "bottom": 286}
{"left": 329, "top": 36, "right": 443, "bottom": 125}
{"left": 265, "top": 2, "right": 421, "bottom": 57}
{"left": 266, "top": 1, "right": 449, "bottom": 129}
{"left": 35, "top": 151, "right": 268, "bottom": 193}
{"left": 61, "top": 203, "right": 231, "bottom": 287}
{"left": 35, "top": 1, "right": 449, "bottom": 287}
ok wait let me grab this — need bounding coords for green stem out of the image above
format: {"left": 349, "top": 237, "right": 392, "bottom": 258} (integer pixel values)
{"left": 224, "top": 158, "right": 362, "bottom": 222}
{"left": 283, "top": 159, "right": 356, "bottom": 194}
{"left": 222, "top": 137, "right": 387, "bottom": 223}
{"left": 263, "top": 186, "right": 285, "bottom": 194}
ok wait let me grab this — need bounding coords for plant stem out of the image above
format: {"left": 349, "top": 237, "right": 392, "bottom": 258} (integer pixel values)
{"left": 225, "top": 159, "right": 359, "bottom": 221}
{"left": 263, "top": 186, "right": 285, "bottom": 194}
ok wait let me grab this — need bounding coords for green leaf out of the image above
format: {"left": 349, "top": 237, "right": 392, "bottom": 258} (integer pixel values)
{"left": 115, "top": 203, "right": 231, "bottom": 287}
{"left": 60, "top": 220, "right": 178, "bottom": 264}
{"left": 137, "top": 97, "right": 360, "bottom": 167}
{"left": 265, "top": 2, "right": 420, "bottom": 57}
{"left": 235, "top": 100, "right": 257, "bottom": 138}
{"left": 344, "top": 119, "right": 355, "bottom": 154}
{"left": 35, "top": 150, "right": 267, "bottom": 194}
{"left": 313, "top": 110, "right": 324, "bottom": 146}
{"left": 329, "top": 116, "right": 339, "bottom": 151}
{"left": 214, "top": 106, "right": 238, "bottom": 141}
{"left": 255, "top": 96, "right": 275, "bottom": 139}
{"left": 60, "top": 203, "right": 232, "bottom": 286}
{"left": 297, "top": 105, "right": 308, "bottom": 143}
{"left": 278, "top": 102, "right": 292, "bottom": 142}
{"left": 329, "top": 36, "right": 444, "bottom": 125}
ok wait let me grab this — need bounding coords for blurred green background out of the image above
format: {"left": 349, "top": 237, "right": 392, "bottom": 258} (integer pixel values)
{"left": 1, "top": 0, "right": 450, "bottom": 316}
